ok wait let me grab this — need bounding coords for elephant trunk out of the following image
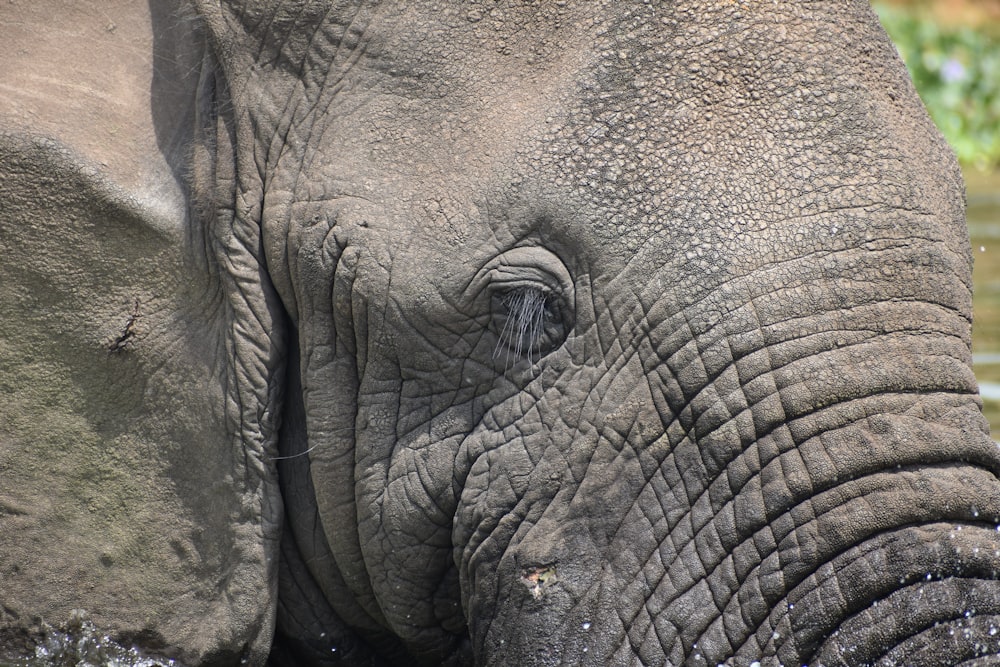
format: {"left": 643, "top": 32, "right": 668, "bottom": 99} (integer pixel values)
{"left": 472, "top": 398, "right": 1000, "bottom": 665}
{"left": 458, "top": 265, "right": 1000, "bottom": 665}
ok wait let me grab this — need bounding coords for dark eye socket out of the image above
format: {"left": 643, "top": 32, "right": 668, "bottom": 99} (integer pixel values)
{"left": 491, "top": 285, "right": 566, "bottom": 365}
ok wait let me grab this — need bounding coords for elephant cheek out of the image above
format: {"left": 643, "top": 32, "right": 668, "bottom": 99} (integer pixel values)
{"left": 467, "top": 524, "right": 605, "bottom": 666}
{"left": 458, "top": 440, "right": 649, "bottom": 665}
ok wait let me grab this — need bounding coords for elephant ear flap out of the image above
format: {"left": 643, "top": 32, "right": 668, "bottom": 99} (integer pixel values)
{"left": 0, "top": 3, "right": 284, "bottom": 664}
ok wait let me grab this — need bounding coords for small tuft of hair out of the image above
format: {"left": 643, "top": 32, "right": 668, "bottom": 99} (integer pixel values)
{"left": 495, "top": 287, "right": 549, "bottom": 366}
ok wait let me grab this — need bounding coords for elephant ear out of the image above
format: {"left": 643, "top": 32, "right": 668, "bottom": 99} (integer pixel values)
{"left": 0, "top": 1, "right": 285, "bottom": 664}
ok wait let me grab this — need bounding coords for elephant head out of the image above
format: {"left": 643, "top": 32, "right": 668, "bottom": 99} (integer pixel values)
{"left": 3, "top": 1, "right": 1000, "bottom": 666}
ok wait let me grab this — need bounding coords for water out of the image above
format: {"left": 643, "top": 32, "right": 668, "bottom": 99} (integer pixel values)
{"left": 0, "top": 612, "right": 177, "bottom": 667}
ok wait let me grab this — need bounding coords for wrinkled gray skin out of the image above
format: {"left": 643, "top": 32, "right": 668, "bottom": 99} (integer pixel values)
{"left": 3, "top": 1, "right": 1000, "bottom": 665}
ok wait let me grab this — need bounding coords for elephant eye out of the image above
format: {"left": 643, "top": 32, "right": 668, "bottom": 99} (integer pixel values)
{"left": 475, "top": 246, "right": 575, "bottom": 369}
{"left": 491, "top": 285, "right": 567, "bottom": 365}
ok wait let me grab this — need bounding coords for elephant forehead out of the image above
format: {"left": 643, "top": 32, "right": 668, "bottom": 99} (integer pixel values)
{"left": 252, "top": 0, "right": 963, "bottom": 322}
{"left": 264, "top": 1, "right": 952, "bottom": 238}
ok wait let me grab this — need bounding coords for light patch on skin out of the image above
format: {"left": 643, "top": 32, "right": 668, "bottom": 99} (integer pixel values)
{"left": 521, "top": 565, "right": 558, "bottom": 600}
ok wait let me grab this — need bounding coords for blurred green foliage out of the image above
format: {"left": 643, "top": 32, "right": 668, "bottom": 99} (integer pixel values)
{"left": 874, "top": 2, "right": 1000, "bottom": 169}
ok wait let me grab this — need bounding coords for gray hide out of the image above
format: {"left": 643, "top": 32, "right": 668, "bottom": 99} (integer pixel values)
{"left": 3, "top": 1, "right": 1000, "bottom": 666}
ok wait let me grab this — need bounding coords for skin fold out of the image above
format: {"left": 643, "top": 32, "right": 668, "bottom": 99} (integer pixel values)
{"left": 2, "top": 1, "right": 1000, "bottom": 666}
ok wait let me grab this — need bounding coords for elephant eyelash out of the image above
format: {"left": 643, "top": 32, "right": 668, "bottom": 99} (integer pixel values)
{"left": 268, "top": 442, "right": 322, "bottom": 461}
{"left": 267, "top": 426, "right": 356, "bottom": 461}
{"left": 493, "top": 286, "right": 552, "bottom": 365}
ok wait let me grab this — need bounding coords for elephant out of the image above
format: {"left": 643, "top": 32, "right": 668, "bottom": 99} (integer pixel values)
{"left": 3, "top": 0, "right": 1000, "bottom": 665}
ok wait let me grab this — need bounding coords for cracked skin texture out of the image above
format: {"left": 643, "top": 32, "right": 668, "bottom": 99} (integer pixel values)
{"left": 3, "top": 1, "right": 1000, "bottom": 666}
